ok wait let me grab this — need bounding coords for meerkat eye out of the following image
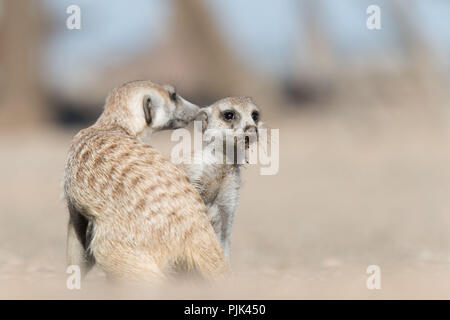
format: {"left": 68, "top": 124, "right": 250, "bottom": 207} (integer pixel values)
{"left": 222, "top": 111, "right": 235, "bottom": 121}
{"left": 251, "top": 111, "right": 259, "bottom": 122}
{"left": 170, "top": 91, "right": 177, "bottom": 102}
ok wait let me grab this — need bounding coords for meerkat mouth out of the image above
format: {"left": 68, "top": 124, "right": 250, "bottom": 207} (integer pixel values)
{"left": 245, "top": 136, "right": 250, "bottom": 149}
{"left": 244, "top": 132, "right": 258, "bottom": 149}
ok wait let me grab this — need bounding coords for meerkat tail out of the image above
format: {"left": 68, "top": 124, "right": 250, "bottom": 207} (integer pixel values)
{"left": 66, "top": 222, "right": 95, "bottom": 276}
{"left": 66, "top": 204, "right": 95, "bottom": 276}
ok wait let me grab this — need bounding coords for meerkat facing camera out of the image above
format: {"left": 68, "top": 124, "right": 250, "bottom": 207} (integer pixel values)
{"left": 64, "top": 80, "right": 229, "bottom": 282}
{"left": 180, "top": 97, "right": 262, "bottom": 260}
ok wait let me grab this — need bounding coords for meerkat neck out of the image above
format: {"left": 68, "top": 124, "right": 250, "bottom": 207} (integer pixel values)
{"left": 199, "top": 141, "right": 242, "bottom": 173}
{"left": 93, "top": 114, "right": 130, "bottom": 135}
{"left": 93, "top": 113, "right": 153, "bottom": 139}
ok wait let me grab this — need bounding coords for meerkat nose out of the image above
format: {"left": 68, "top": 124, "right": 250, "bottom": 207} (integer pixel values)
{"left": 244, "top": 125, "right": 257, "bottom": 134}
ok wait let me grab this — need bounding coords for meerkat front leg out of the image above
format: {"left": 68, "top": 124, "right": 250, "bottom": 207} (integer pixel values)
{"left": 205, "top": 204, "right": 224, "bottom": 250}
{"left": 215, "top": 181, "right": 239, "bottom": 260}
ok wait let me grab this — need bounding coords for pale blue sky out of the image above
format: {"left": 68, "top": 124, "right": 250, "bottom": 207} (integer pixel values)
{"left": 43, "top": 0, "right": 450, "bottom": 82}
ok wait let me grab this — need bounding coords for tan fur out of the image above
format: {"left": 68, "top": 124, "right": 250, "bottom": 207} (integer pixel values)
{"left": 181, "top": 97, "right": 262, "bottom": 260}
{"left": 64, "top": 80, "right": 228, "bottom": 282}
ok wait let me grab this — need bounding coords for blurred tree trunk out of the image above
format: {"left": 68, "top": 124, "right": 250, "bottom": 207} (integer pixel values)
{"left": 296, "top": 0, "right": 334, "bottom": 77}
{"left": 390, "top": 0, "right": 434, "bottom": 74}
{"left": 287, "top": 0, "right": 335, "bottom": 105}
{"left": 389, "top": 0, "right": 440, "bottom": 101}
{"left": 169, "top": 0, "right": 256, "bottom": 97}
{"left": 0, "top": 0, "right": 46, "bottom": 127}
{"left": 97, "top": 0, "right": 280, "bottom": 111}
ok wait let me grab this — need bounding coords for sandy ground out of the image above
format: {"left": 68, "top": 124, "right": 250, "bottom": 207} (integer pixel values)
{"left": 1, "top": 106, "right": 450, "bottom": 299}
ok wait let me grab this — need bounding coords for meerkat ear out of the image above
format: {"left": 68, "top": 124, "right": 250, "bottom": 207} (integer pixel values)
{"left": 143, "top": 95, "right": 152, "bottom": 125}
{"left": 196, "top": 108, "right": 210, "bottom": 132}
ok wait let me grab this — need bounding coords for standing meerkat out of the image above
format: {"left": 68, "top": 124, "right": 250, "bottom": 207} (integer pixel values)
{"left": 180, "top": 97, "right": 261, "bottom": 260}
{"left": 64, "top": 80, "right": 228, "bottom": 282}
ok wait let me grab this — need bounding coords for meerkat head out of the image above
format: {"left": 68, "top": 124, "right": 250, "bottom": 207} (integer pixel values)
{"left": 97, "top": 80, "right": 199, "bottom": 137}
{"left": 197, "top": 97, "right": 261, "bottom": 158}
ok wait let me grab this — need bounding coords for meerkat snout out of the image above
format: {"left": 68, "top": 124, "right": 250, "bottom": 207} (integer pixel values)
{"left": 96, "top": 80, "right": 199, "bottom": 137}
{"left": 244, "top": 125, "right": 257, "bottom": 133}
{"left": 243, "top": 124, "right": 258, "bottom": 138}
{"left": 164, "top": 85, "right": 200, "bottom": 129}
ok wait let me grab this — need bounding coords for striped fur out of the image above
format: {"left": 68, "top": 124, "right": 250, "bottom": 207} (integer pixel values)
{"left": 64, "top": 81, "right": 228, "bottom": 282}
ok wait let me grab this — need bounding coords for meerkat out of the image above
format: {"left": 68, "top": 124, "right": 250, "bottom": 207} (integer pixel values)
{"left": 64, "top": 80, "right": 228, "bottom": 282}
{"left": 180, "top": 97, "right": 261, "bottom": 260}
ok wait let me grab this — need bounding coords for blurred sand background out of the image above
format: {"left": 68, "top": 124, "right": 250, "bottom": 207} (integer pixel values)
{"left": 1, "top": 0, "right": 450, "bottom": 299}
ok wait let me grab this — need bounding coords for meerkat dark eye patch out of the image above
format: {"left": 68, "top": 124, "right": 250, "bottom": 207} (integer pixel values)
{"left": 222, "top": 110, "right": 235, "bottom": 121}
{"left": 143, "top": 96, "right": 152, "bottom": 124}
{"left": 251, "top": 110, "right": 259, "bottom": 122}
{"left": 170, "top": 91, "right": 177, "bottom": 102}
